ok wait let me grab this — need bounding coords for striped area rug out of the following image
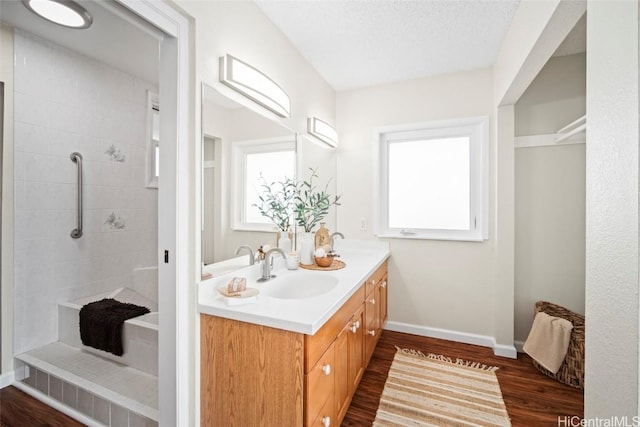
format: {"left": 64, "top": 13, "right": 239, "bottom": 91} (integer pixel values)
{"left": 373, "top": 348, "right": 511, "bottom": 426}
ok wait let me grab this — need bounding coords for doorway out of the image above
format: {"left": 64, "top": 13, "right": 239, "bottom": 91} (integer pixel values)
{"left": 0, "top": 1, "right": 192, "bottom": 425}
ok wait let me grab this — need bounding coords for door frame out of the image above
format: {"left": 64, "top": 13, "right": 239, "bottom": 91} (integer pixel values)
{"left": 116, "top": 2, "right": 193, "bottom": 425}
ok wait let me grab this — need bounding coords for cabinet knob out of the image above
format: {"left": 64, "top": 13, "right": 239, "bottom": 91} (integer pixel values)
{"left": 369, "top": 279, "right": 376, "bottom": 285}
{"left": 381, "top": 281, "right": 387, "bottom": 289}
{"left": 350, "top": 320, "right": 360, "bottom": 334}
{"left": 368, "top": 330, "right": 376, "bottom": 337}
{"left": 322, "top": 364, "right": 331, "bottom": 376}
{"left": 368, "top": 298, "right": 376, "bottom": 305}
{"left": 322, "top": 416, "right": 331, "bottom": 427}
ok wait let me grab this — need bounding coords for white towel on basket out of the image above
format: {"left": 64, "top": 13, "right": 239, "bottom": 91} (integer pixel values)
{"left": 523, "top": 311, "right": 573, "bottom": 374}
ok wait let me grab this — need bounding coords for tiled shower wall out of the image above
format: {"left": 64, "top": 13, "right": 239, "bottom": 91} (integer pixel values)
{"left": 13, "top": 30, "right": 158, "bottom": 354}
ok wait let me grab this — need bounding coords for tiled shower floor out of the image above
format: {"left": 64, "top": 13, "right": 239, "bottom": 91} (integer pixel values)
{"left": 16, "top": 342, "right": 158, "bottom": 424}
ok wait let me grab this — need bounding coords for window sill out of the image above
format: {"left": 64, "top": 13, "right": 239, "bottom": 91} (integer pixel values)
{"left": 232, "top": 224, "right": 279, "bottom": 233}
{"left": 375, "top": 231, "right": 487, "bottom": 242}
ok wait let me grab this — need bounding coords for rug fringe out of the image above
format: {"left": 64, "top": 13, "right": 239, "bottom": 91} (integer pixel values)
{"left": 395, "top": 346, "right": 500, "bottom": 372}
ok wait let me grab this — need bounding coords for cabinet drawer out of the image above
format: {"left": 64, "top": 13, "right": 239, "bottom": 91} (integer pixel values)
{"left": 305, "top": 343, "right": 335, "bottom": 426}
{"left": 365, "top": 262, "right": 387, "bottom": 296}
{"left": 305, "top": 285, "right": 364, "bottom": 372}
{"left": 308, "top": 392, "right": 334, "bottom": 427}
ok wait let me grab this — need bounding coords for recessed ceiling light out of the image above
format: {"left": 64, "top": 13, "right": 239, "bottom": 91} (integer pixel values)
{"left": 23, "top": 0, "right": 93, "bottom": 29}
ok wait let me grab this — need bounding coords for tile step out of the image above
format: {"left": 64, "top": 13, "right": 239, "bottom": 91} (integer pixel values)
{"left": 15, "top": 342, "right": 157, "bottom": 426}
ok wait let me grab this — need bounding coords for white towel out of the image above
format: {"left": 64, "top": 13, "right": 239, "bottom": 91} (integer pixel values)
{"left": 523, "top": 311, "right": 573, "bottom": 374}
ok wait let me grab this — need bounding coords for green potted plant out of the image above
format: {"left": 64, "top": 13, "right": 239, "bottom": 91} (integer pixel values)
{"left": 294, "top": 168, "right": 341, "bottom": 264}
{"left": 253, "top": 175, "right": 297, "bottom": 251}
{"left": 294, "top": 168, "right": 341, "bottom": 232}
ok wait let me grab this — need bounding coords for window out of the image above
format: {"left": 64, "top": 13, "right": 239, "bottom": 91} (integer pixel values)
{"left": 232, "top": 137, "right": 296, "bottom": 231}
{"left": 374, "top": 116, "right": 489, "bottom": 241}
{"left": 146, "top": 91, "right": 159, "bottom": 188}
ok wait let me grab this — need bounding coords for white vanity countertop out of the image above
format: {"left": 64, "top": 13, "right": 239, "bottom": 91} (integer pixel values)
{"left": 198, "top": 240, "right": 390, "bottom": 335}
{"left": 202, "top": 254, "right": 252, "bottom": 278}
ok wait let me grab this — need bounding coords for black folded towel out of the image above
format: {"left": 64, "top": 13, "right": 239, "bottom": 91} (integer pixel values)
{"left": 79, "top": 298, "right": 150, "bottom": 356}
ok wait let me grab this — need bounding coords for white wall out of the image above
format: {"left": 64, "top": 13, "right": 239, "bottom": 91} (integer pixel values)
{"left": 0, "top": 23, "right": 14, "bottom": 380}
{"left": 12, "top": 30, "right": 158, "bottom": 354}
{"left": 585, "top": 1, "right": 639, "bottom": 417}
{"left": 514, "top": 53, "right": 586, "bottom": 343}
{"left": 493, "top": 0, "right": 586, "bottom": 106}
{"left": 515, "top": 53, "right": 586, "bottom": 136}
{"left": 176, "top": 0, "right": 335, "bottom": 134}
{"left": 336, "top": 68, "right": 503, "bottom": 344}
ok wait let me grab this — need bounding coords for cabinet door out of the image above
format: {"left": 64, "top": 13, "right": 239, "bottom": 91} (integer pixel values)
{"left": 380, "top": 276, "right": 388, "bottom": 328}
{"left": 334, "top": 323, "right": 350, "bottom": 423}
{"left": 348, "top": 305, "right": 365, "bottom": 396}
{"left": 364, "top": 285, "right": 380, "bottom": 363}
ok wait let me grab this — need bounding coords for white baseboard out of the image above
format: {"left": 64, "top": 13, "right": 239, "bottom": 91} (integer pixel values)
{"left": 493, "top": 344, "right": 518, "bottom": 359}
{"left": 0, "top": 370, "right": 15, "bottom": 389}
{"left": 385, "top": 321, "right": 517, "bottom": 359}
{"left": 13, "top": 382, "right": 103, "bottom": 427}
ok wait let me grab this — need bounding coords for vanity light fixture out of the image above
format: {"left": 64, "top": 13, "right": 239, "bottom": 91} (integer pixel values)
{"left": 307, "top": 117, "right": 338, "bottom": 148}
{"left": 219, "top": 54, "right": 291, "bottom": 118}
{"left": 23, "top": 0, "right": 93, "bottom": 29}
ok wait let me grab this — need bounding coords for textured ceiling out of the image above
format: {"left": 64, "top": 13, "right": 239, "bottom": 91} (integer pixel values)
{"left": 255, "top": 0, "right": 521, "bottom": 91}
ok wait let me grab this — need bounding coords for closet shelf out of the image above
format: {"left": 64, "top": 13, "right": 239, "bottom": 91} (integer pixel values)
{"left": 515, "top": 114, "right": 586, "bottom": 148}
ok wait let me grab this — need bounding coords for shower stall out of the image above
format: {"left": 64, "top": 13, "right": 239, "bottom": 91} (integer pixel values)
{"left": 2, "top": 2, "right": 163, "bottom": 425}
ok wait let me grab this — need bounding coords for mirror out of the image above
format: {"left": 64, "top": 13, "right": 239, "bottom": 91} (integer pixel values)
{"left": 201, "top": 84, "right": 338, "bottom": 275}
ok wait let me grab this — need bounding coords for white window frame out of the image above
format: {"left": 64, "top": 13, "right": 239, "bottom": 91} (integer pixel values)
{"left": 231, "top": 136, "right": 296, "bottom": 232}
{"left": 146, "top": 90, "right": 159, "bottom": 189}
{"left": 374, "top": 116, "right": 489, "bottom": 242}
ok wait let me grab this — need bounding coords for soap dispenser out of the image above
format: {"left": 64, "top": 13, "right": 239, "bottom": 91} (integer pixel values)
{"left": 315, "top": 223, "right": 330, "bottom": 249}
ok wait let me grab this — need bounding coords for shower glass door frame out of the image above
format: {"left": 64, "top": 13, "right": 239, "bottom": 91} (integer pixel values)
{"left": 113, "top": 2, "right": 192, "bottom": 426}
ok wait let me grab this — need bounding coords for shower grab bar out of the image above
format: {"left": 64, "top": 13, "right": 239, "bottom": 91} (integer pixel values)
{"left": 70, "top": 152, "right": 83, "bottom": 239}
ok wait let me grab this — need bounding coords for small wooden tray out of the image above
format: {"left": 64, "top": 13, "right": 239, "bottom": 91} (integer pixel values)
{"left": 299, "top": 259, "right": 346, "bottom": 271}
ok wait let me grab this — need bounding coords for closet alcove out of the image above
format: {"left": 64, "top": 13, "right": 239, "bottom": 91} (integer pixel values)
{"left": 513, "top": 15, "right": 586, "bottom": 348}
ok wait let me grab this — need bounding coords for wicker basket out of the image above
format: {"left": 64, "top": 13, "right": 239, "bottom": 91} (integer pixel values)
{"left": 532, "top": 301, "right": 585, "bottom": 389}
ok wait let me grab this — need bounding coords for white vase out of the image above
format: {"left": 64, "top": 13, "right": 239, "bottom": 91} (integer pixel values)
{"left": 299, "top": 232, "right": 315, "bottom": 265}
{"left": 278, "top": 232, "right": 292, "bottom": 253}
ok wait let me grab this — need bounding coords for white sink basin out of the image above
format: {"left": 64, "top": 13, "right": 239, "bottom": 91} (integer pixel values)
{"left": 261, "top": 273, "right": 338, "bottom": 299}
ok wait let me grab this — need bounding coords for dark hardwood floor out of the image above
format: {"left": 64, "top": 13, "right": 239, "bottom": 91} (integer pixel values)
{"left": 0, "top": 385, "right": 85, "bottom": 427}
{"left": 1, "top": 330, "right": 583, "bottom": 426}
{"left": 343, "top": 330, "right": 584, "bottom": 426}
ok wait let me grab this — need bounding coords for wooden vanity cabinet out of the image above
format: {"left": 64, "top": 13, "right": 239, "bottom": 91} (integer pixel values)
{"left": 200, "top": 261, "right": 388, "bottom": 427}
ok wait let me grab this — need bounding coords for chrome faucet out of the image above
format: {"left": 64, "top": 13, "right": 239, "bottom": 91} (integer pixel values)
{"left": 235, "top": 245, "right": 255, "bottom": 265}
{"left": 330, "top": 232, "right": 345, "bottom": 250}
{"left": 258, "top": 248, "right": 286, "bottom": 282}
